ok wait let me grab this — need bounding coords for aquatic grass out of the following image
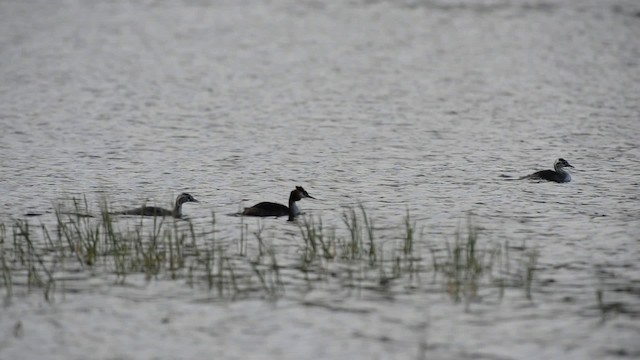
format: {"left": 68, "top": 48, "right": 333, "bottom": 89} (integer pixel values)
{"left": 238, "top": 213, "right": 248, "bottom": 256}
{"left": 9, "top": 220, "right": 57, "bottom": 302}
{"left": 250, "top": 250, "right": 283, "bottom": 299}
{"left": 441, "top": 222, "right": 485, "bottom": 302}
{"left": 523, "top": 248, "right": 539, "bottom": 300}
{"left": 403, "top": 209, "right": 416, "bottom": 256}
{"left": 339, "top": 205, "right": 377, "bottom": 263}
{"left": 0, "top": 200, "right": 546, "bottom": 306}
{"left": 1, "top": 223, "right": 13, "bottom": 301}
{"left": 297, "top": 207, "right": 427, "bottom": 293}
{"left": 298, "top": 215, "right": 337, "bottom": 266}
{"left": 429, "top": 217, "right": 516, "bottom": 304}
{"left": 0, "top": 201, "right": 258, "bottom": 300}
{"left": 401, "top": 210, "right": 423, "bottom": 286}
{"left": 360, "top": 205, "right": 376, "bottom": 265}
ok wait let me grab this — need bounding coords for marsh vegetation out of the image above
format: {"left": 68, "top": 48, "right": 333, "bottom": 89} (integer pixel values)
{"left": 0, "top": 199, "right": 541, "bottom": 307}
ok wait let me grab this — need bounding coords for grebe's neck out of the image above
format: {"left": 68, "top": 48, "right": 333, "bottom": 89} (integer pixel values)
{"left": 554, "top": 162, "right": 563, "bottom": 172}
{"left": 173, "top": 200, "right": 183, "bottom": 218}
{"left": 289, "top": 201, "right": 300, "bottom": 216}
{"left": 288, "top": 190, "right": 301, "bottom": 221}
{"left": 554, "top": 165, "right": 571, "bottom": 182}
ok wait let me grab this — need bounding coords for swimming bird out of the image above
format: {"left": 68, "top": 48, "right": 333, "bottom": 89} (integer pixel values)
{"left": 242, "top": 186, "right": 314, "bottom": 221}
{"left": 520, "top": 158, "right": 574, "bottom": 183}
{"left": 116, "top": 193, "right": 199, "bottom": 218}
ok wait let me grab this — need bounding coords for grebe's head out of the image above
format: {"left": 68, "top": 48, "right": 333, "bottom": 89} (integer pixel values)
{"left": 176, "top": 193, "right": 199, "bottom": 205}
{"left": 555, "top": 158, "right": 574, "bottom": 169}
{"left": 291, "top": 186, "right": 315, "bottom": 201}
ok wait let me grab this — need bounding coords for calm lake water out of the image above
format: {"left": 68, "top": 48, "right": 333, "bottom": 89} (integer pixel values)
{"left": 1, "top": 0, "right": 639, "bottom": 359}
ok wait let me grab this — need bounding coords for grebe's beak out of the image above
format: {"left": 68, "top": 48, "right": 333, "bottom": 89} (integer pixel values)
{"left": 306, "top": 194, "right": 316, "bottom": 199}
{"left": 566, "top": 163, "right": 574, "bottom": 168}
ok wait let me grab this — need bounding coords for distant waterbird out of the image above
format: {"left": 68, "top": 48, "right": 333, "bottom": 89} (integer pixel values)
{"left": 519, "top": 158, "right": 574, "bottom": 183}
{"left": 242, "top": 186, "right": 315, "bottom": 221}
{"left": 115, "top": 193, "right": 199, "bottom": 218}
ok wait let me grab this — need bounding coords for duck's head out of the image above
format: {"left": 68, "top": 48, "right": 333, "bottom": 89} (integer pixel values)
{"left": 176, "top": 193, "right": 199, "bottom": 205}
{"left": 291, "top": 186, "right": 315, "bottom": 202}
{"left": 555, "top": 158, "right": 574, "bottom": 170}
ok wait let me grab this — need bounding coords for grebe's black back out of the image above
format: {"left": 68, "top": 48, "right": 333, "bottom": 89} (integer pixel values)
{"left": 116, "top": 193, "right": 199, "bottom": 218}
{"left": 242, "top": 186, "right": 314, "bottom": 221}
{"left": 520, "top": 158, "right": 574, "bottom": 183}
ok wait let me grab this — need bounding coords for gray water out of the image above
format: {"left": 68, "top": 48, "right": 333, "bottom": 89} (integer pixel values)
{"left": 1, "top": 0, "right": 639, "bottom": 359}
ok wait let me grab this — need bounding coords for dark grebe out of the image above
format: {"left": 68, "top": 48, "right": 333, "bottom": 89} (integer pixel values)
{"left": 117, "top": 193, "right": 199, "bottom": 218}
{"left": 242, "top": 186, "right": 314, "bottom": 221}
{"left": 520, "top": 158, "right": 574, "bottom": 183}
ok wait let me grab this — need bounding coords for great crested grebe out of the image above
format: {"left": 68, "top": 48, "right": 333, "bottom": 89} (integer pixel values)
{"left": 520, "top": 158, "right": 574, "bottom": 183}
{"left": 242, "top": 186, "right": 314, "bottom": 221}
{"left": 116, "top": 193, "right": 199, "bottom": 218}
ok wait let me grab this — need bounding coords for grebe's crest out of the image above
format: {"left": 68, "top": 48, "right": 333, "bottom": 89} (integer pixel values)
{"left": 555, "top": 158, "right": 574, "bottom": 169}
{"left": 177, "top": 193, "right": 199, "bottom": 205}
{"left": 295, "top": 186, "right": 314, "bottom": 200}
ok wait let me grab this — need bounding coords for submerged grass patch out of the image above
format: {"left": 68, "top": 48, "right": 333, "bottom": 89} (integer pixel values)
{"left": 0, "top": 200, "right": 540, "bottom": 305}
{"left": 296, "top": 210, "right": 539, "bottom": 304}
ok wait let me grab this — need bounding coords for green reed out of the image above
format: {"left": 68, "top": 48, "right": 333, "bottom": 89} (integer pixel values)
{"left": 434, "top": 218, "right": 489, "bottom": 303}
{"left": 0, "top": 200, "right": 543, "bottom": 305}
{"left": 297, "top": 208, "right": 542, "bottom": 304}
{"left": 1, "top": 223, "right": 12, "bottom": 300}
{"left": 340, "top": 205, "right": 377, "bottom": 263}
{"left": 0, "top": 199, "right": 270, "bottom": 301}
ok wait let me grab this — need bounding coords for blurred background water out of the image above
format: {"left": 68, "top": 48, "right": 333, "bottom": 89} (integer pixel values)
{"left": 1, "top": 0, "right": 639, "bottom": 359}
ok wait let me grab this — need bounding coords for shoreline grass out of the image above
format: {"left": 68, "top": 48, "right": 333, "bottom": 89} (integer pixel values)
{"left": 0, "top": 200, "right": 540, "bottom": 305}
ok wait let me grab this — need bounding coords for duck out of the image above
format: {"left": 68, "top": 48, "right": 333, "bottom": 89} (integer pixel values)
{"left": 116, "top": 193, "right": 199, "bottom": 218}
{"left": 520, "top": 158, "right": 574, "bottom": 183}
{"left": 242, "top": 186, "right": 314, "bottom": 221}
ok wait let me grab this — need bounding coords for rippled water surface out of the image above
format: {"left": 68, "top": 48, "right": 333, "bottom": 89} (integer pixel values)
{"left": 1, "top": 0, "right": 639, "bottom": 359}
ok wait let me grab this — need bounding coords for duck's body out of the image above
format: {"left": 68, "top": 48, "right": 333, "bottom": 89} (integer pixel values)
{"left": 520, "top": 158, "right": 574, "bottom": 183}
{"left": 117, "top": 193, "right": 199, "bottom": 218}
{"left": 242, "top": 202, "right": 294, "bottom": 217}
{"left": 119, "top": 206, "right": 175, "bottom": 217}
{"left": 242, "top": 186, "right": 313, "bottom": 221}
